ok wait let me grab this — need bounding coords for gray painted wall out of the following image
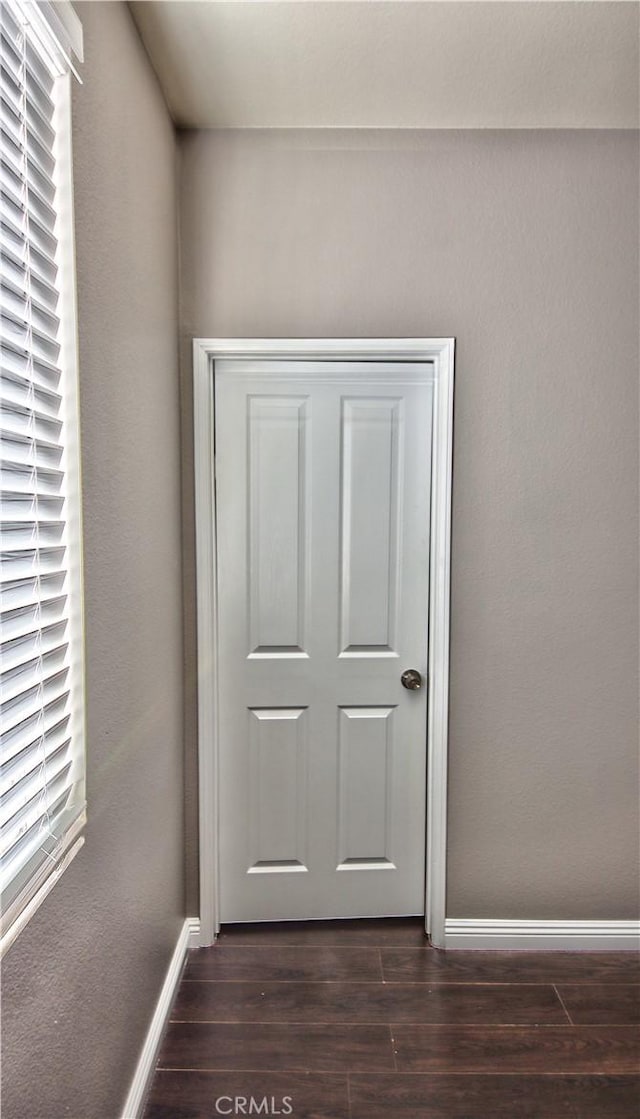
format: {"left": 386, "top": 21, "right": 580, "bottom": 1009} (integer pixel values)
{"left": 179, "top": 128, "right": 639, "bottom": 919}
{"left": 1, "top": 5, "right": 184, "bottom": 1117}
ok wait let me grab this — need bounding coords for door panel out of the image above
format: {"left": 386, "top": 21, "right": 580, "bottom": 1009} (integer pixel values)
{"left": 340, "top": 398, "right": 402, "bottom": 653}
{"left": 247, "top": 707, "right": 308, "bottom": 872}
{"left": 337, "top": 705, "right": 396, "bottom": 869}
{"left": 215, "top": 361, "right": 433, "bottom": 921}
{"left": 247, "top": 396, "right": 309, "bottom": 655}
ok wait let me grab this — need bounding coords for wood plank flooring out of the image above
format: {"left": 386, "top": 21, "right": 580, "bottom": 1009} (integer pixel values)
{"left": 144, "top": 918, "right": 640, "bottom": 1118}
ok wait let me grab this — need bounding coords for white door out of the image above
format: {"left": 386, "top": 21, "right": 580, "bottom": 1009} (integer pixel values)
{"left": 215, "top": 360, "right": 433, "bottom": 922}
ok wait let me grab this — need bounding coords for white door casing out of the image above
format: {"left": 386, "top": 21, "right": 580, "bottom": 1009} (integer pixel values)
{"left": 216, "top": 361, "right": 432, "bottom": 921}
{"left": 193, "top": 340, "right": 454, "bottom": 943}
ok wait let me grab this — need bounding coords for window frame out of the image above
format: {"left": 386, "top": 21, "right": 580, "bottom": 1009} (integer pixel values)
{"left": 1, "top": 2, "right": 85, "bottom": 957}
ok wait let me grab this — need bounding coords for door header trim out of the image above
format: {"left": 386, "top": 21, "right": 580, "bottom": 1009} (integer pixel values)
{"left": 194, "top": 336, "right": 453, "bottom": 363}
{"left": 193, "top": 338, "right": 454, "bottom": 946}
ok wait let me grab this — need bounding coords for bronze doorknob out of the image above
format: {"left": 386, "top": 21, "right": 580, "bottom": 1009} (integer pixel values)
{"left": 401, "top": 669, "right": 423, "bottom": 690}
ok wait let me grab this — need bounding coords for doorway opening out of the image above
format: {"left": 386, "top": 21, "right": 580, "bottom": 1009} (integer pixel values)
{"left": 193, "top": 339, "right": 454, "bottom": 946}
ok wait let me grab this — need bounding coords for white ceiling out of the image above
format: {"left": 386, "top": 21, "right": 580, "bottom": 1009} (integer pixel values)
{"left": 128, "top": 1, "right": 640, "bottom": 130}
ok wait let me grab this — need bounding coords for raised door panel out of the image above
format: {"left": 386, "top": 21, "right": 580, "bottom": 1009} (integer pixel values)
{"left": 248, "top": 396, "right": 309, "bottom": 657}
{"left": 247, "top": 707, "right": 308, "bottom": 873}
{"left": 339, "top": 398, "right": 402, "bottom": 656}
{"left": 337, "top": 705, "right": 396, "bottom": 870}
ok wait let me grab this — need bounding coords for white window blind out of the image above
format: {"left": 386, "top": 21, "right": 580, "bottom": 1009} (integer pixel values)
{"left": 1, "top": 0, "right": 84, "bottom": 955}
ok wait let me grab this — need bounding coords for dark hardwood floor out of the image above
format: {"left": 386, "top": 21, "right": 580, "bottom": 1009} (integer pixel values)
{"left": 144, "top": 919, "right": 640, "bottom": 1118}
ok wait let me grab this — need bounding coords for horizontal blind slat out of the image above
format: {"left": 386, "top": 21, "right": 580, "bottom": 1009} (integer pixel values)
{"left": 0, "top": 144, "right": 57, "bottom": 226}
{"left": 0, "top": 793, "right": 76, "bottom": 896}
{"left": 1, "top": 308, "right": 61, "bottom": 362}
{"left": 2, "top": 468, "right": 64, "bottom": 500}
{"left": 0, "top": 570, "right": 66, "bottom": 609}
{"left": 1, "top": 148, "right": 56, "bottom": 211}
{"left": 1, "top": 595, "right": 66, "bottom": 642}
{"left": 0, "top": 496, "right": 64, "bottom": 523}
{"left": 1, "top": 686, "right": 69, "bottom": 756}
{"left": 1, "top": 345, "right": 62, "bottom": 391}
{"left": 1, "top": 366, "right": 63, "bottom": 407}
{"left": 0, "top": 776, "right": 72, "bottom": 862}
{"left": 1, "top": 445, "right": 63, "bottom": 476}
{"left": 0, "top": 720, "right": 70, "bottom": 796}
{"left": 1, "top": 746, "right": 71, "bottom": 829}
{"left": 0, "top": 547, "right": 66, "bottom": 579}
{"left": 1, "top": 49, "right": 56, "bottom": 115}
{"left": 1, "top": 433, "right": 64, "bottom": 470}
{"left": 1, "top": 325, "right": 60, "bottom": 376}
{"left": 0, "top": 68, "right": 56, "bottom": 145}
{"left": 0, "top": 400, "right": 63, "bottom": 441}
{"left": 1, "top": 277, "right": 60, "bottom": 337}
{"left": 0, "top": 17, "right": 56, "bottom": 101}
{"left": 0, "top": 24, "right": 56, "bottom": 109}
{"left": 1, "top": 219, "right": 58, "bottom": 284}
{"left": 1, "top": 252, "right": 58, "bottom": 316}
{"left": 1, "top": 268, "right": 60, "bottom": 329}
{"left": 0, "top": 112, "right": 55, "bottom": 183}
{"left": 0, "top": 195, "right": 57, "bottom": 259}
{"left": 1, "top": 520, "right": 65, "bottom": 551}
{"left": 0, "top": 170, "right": 57, "bottom": 239}
{"left": 1, "top": 619, "right": 68, "bottom": 672}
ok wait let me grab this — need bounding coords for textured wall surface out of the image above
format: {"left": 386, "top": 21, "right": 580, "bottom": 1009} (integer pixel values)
{"left": 0, "top": 5, "right": 184, "bottom": 1117}
{"left": 179, "top": 128, "right": 639, "bottom": 919}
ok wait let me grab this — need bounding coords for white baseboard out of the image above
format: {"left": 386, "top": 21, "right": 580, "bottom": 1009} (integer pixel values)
{"left": 443, "top": 918, "right": 640, "bottom": 951}
{"left": 121, "top": 916, "right": 200, "bottom": 1119}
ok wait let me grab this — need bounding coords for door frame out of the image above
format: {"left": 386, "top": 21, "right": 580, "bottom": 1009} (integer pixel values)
{"left": 193, "top": 338, "right": 455, "bottom": 947}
